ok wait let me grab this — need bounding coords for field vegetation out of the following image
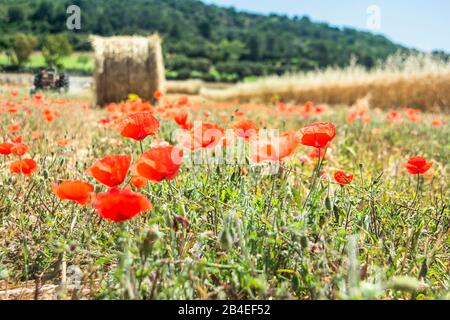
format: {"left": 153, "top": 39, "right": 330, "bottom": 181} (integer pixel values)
{"left": 0, "top": 85, "right": 448, "bottom": 299}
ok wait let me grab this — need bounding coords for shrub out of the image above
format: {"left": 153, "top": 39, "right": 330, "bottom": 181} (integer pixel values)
{"left": 42, "top": 34, "right": 73, "bottom": 67}
{"left": 12, "top": 34, "right": 37, "bottom": 67}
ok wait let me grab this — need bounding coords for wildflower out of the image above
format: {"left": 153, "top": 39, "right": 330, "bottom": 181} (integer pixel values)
{"left": 31, "top": 131, "right": 43, "bottom": 140}
{"left": 133, "top": 145, "right": 183, "bottom": 182}
{"left": 11, "top": 136, "right": 23, "bottom": 143}
{"left": 10, "top": 159, "right": 37, "bottom": 176}
{"left": 179, "top": 122, "right": 224, "bottom": 150}
{"left": 251, "top": 131, "right": 299, "bottom": 163}
{"left": 52, "top": 180, "right": 94, "bottom": 205}
{"left": 385, "top": 111, "right": 402, "bottom": 123}
{"left": 403, "top": 157, "right": 433, "bottom": 175}
{"left": 8, "top": 123, "right": 21, "bottom": 134}
{"left": 119, "top": 112, "right": 160, "bottom": 141}
{"left": 56, "top": 139, "right": 70, "bottom": 147}
{"left": 404, "top": 108, "right": 421, "bottom": 123}
{"left": 11, "top": 143, "right": 28, "bottom": 156}
{"left": 299, "top": 122, "right": 336, "bottom": 148}
{"left": 431, "top": 120, "right": 443, "bottom": 127}
{"left": 131, "top": 176, "right": 148, "bottom": 189}
{"left": 153, "top": 90, "right": 163, "bottom": 100}
{"left": 233, "top": 120, "right": 258, "bottom": 139}
{"left": 173, "top": 112, "right": 192, "bottom": 130}
{"left": 334, "top": 170, "right": 353, "bottom": 185}
{"left": 177, "top": 96, "right": 189, "bottom": 106}
{"left": 0, "top": 143, "right": 14, "bottom": 155}
{"left": 88, "top": 155, "right": 131, "bottom": 187}
{"left": 93, "top": 188, "right": 152, "bottom": 222}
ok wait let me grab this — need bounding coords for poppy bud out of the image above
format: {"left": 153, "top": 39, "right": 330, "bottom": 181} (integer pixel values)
{"left": 333, "top": 204, "right": 340, "bottom": 223}
{"left": 219, "top": 228, "right": 233, "bottom": 250}
{"left": 324, "top": 196, "right": 332, "bottom": 210}
{"left": 173, "top": 215, "right": 191, "bottom": 232}
{"left": 387, "top": 276, "right": 427, "bottom": 292}
{"left": 418, "top": 260, "right": 428, "bottom": 279}
{"left": 141, "top": 228, "right": 159, "bottom": 258}
{"left": 300, "top": 236, "right": 308, "bottom": 249}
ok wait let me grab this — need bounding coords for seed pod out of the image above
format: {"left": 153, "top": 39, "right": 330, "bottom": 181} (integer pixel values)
{"left": 325, "top": 196, "right": 332, "bottom": 210}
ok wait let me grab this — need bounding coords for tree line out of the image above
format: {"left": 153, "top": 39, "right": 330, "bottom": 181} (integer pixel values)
{"left": 0, "top": 0, "right": 447, "bottom": 81}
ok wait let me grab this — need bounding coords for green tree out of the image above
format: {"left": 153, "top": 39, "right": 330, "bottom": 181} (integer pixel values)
{"left": 12, "top": 34, "right": 37, "bottom": 67}
{"left": 7, "top": 6, "right": 25, "bottom": 23}
{"left": 42, "top": 34, "right": 73, "bottom": 67}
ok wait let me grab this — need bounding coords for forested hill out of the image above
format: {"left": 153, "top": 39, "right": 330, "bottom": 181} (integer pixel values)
{"left": 0, "top": 0, "right": 434, "bottom": 80}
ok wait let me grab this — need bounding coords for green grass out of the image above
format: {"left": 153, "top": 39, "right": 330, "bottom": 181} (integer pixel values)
{"left": 0, "top": 92, "right": 448, "bottom": 300}
{"left": 0, "top": 51, "right": 94, "bottom": 73}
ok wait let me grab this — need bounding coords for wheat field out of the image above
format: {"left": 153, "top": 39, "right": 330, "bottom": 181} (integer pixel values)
{"left": 201, "top": 54, "right": 450, "bottom": 112}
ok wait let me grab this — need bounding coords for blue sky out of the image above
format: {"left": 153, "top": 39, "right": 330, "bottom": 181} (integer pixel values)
{"left": 203, "top": 0, "right": 450, "bottom": 52}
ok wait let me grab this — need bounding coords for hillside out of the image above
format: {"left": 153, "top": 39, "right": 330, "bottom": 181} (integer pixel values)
{"left": 0, "top": 0, "right": 423, "bottom": 81}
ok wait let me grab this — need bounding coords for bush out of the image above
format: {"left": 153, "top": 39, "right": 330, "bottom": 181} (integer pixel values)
{"left": 12, "top": 34, "right": 37, "bottom": 67}
{"left": 42, "top": 34, "right": 73, "bottom": 67}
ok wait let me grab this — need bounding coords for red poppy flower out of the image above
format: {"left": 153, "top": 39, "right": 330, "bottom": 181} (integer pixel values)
{"left": 196, "top": 123, "right": 224, "bottom": 149}
{"left": 52, "top": 180, "right": 94, "bottom": 205}
{"left": 299, "top": 122, "right": 336, "bottom": 148}
{"left": 403, "top": 157, "right": 433, "bottom": 175}
{"left": 10, "top": 159, "right": 37, "bottom": 176}
{"left": 93, "top": 188, "right": 152, "bottom": 222}
{"left": 56, "top": 139, "right": 70, "bottom": 147}
{"left": 119, "top": 112, "right": 160, "bottom": 141}
{"left": 11, "top": 143, "right": 28, "bottom": 156}
{"left": 334, "top": 171, "right": 353, "bottom": 185}
{"left": 178, "top": 122, "right": 224, "bottom": 150}
{"left": 33, "top": 93, "right": 43, "bottom": 101}
{"left": 385, "top": 111, "right": 402, "bottom": 123}
{"left": 0, "top": 143, "right": 14, "bottom": 155}
{"left": 7, "top": 103, "right": 18, "bottom": 113}
{"left": 233, "top": 120, "right": 258, "bottom": 139}
{"left": 133, "top": 145, "right": 183, "bottom": 182}
{"left": 173, "top": 112, "right": 192, "bottom": 129}
{"left": 11, "top": 136, "right": 23, "bottom": 143}
{"left": 8, "top": 123, "right": 21, "bottom": 134}
{"left": 177, "top": 96, "right": 189, "bottom": 106}
{"left": 32, "top": 131, "right": 43, "bottom": 140}
{"left": 431, "top": 120, "right": 443, "bottom": 127}
{"left": 251, "top": 131, "right": 299, "bottom": 163}
{"left": 131, "top": 175, "right": 148, "bottom": 189}
{"left": 153, "top": 90, "right": 163, "bottom": 100}
{"left": 88, "top": 155, "right": 131, "bottom": 187}
{"left": 99, "top": 118, "right": 111, "bottom": 125}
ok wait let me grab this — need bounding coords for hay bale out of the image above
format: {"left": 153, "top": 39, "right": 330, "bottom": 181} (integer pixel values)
{"left": 91, "top": 35, "right": 166, "bottom": 106}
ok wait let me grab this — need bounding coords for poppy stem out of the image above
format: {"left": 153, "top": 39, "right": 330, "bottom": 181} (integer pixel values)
{"left": 139, "top": 140, "right": 144, "bottom": 155}
{"left": 412, "top": 173, "right": 421, "bottom": 205}
{"left": 303, "top": 147, "right": 326, "bottom": 210}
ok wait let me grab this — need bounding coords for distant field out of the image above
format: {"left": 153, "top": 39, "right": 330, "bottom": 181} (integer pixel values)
{"left": 2, "top": 52, "right": 450, "bottom": 113}
{"left": 202, "top": 54, "right": 450, "bottom": 112}
{"left": 0, "top": 51, "right": 94, "bottom": 74}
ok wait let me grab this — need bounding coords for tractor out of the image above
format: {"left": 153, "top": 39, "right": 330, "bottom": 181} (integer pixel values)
{"left": 31, "top": 68, "right": 69, "bottom": 94}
